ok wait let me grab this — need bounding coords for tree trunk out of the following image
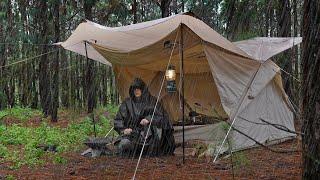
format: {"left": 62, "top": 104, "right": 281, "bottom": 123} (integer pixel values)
{"left": 160, "top": 0, "right": 172, "bottom": 18}
{"left": 50, "top": 0, "right": 60, "bottom": 122}
{"left": 31, "top": 59, "right": 38, "bottom": 109}
{"left": 302, "top": 0, "right": 320, "bottom": 178}
{"left": 18, "top": 0, "right": 31, "bottom": 107}
{"left": 181, "top": 0, "right": 184, "bottom": 12}
{"left": 292, "top": 0, "right": 300, "bottom": 107}
{"left": 102, "top": 67, "right": 108, "bottom": 106}
{"left": 265, "top": 1, "right": 272, "bottom": 36}
{"left": 270, "top": 2, "right": 276, "bottom": 37}
{"left": 132, "top": 0, "right": 138, "bottom": 24}
{"left": 38, "top": 0, "right": 51, "bottom": 116}
{"left": 84, "top": 0, "right": 97, "bottom": 113}
{"left": 225, "top": 0, "right": 237, "bottom": 40}
{"left": 4, "top": 0, "right": 15, "bottom": 108}
{"left": 109, "top": 66, "right": 114, "bottom": 104}
{"left": 60, "top": 49, "right": 69, "bottom": 107}
{"left": 60, "top": 0, "right": 70, "bottom": 108}
{"left": 277, "top": 0, "right": 293, "bottom": 100}
{"left": 172, "top": 0, "right": 178, "bottom": 14}
{"left": 70, "top": 53, "right": 77, "bottom": 108}
{"left": 0, "top": 3, "right": 6, "bottom": 109}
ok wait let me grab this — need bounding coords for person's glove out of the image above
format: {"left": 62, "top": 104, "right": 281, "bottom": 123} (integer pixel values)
{"left": 140, "top": 119, "right": 149, "bottom": 126}
{"left": 123, "top": 128, "right": 132, "bottom": 135}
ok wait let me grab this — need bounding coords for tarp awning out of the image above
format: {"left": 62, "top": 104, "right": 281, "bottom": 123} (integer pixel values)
{"left": 234, "top": 37, "right": 302, "bottom": 61}
{"left": 60, "top": 14, "right": 251, "bottom": 66}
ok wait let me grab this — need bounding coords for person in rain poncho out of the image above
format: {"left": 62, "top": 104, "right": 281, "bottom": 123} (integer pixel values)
{"left": 114, "top": 78, "right": 175, "bottom": 157}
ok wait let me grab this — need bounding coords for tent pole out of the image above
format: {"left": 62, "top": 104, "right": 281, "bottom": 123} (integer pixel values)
{"left": 180, "top": 24, "right": 185, "bottom": 164}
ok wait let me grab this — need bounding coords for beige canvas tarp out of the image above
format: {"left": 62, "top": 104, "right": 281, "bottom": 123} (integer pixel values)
{"left": 234, "top": 37, "right": 302, "bottom": 61}
{"left": 59, "top": 14, "right": 300, "bottom": 153}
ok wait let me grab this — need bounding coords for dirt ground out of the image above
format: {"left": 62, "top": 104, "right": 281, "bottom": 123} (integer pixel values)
{"left": 0, "top": 139, "right": 301, "bottom": 180}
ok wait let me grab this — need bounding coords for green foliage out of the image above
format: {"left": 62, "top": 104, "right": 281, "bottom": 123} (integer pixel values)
{"left": 0, "top": 124, "right": 32, "bottom": 145}
{"left": 219, "top": 121, "right": 231, "bottom": 134}
{"left": 0, "top": 106, "right": 117, "bottom": 169}
{"left": 0, "top": 143, "right": 9, "bottom": 158}
{"left": 5, "top": 175, "right": 15, "bottom": 180}
{"left": 53, "top": 156, "right": 67, "bottom": 164}
{"left": 233, "top": 152, "right": 251, "bottom": 171}
{"left": 0, "top": 107, "right": 42, "bottom": 121}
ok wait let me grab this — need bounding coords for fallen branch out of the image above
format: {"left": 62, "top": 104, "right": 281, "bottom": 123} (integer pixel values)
{"left": 230, "top": 125, "right": 301, "bottom": 154}
{"left": 237, "top": 116, "right": 303, "bottom": 136}
{"left": 259, "top": 117, "right": 304, "bottom": 136}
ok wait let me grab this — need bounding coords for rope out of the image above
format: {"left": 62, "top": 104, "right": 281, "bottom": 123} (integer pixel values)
{"left": 0, "top": 42, "right": 55, "bottom": 46}
{"left": 0, "top": 41, "right": 83, "bottom": 69}
{"left": 0, "top": 49, "right": 59, "bottom": 68}
{"left": 132, "top": 30, "right": 179, "bottom": 180}
{"left": 279, "top": 67, "right": 300, "bottom": 83}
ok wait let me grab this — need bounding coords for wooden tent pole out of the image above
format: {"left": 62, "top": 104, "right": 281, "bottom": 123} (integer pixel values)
{"left": 180, "top": 24, "right": 185, "bottom": 164}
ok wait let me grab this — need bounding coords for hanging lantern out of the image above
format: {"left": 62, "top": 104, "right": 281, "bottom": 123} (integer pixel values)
{"left": 189, "top": 111, "right": 199, "bottom": 124}
{"left": 165, "top": 65, "right": 176, "bottom": 93}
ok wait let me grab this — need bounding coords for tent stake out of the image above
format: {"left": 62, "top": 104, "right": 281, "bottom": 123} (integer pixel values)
{"left": 180, "top": 24, "right": 185, "bottom": 164}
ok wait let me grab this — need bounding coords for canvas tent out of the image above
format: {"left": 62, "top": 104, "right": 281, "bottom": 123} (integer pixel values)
{"left": 59, "top": 13, "right": 301, "bottom": 153}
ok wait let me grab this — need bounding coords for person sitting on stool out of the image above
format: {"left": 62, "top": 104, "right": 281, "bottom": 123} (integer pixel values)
{"left": 114, "top": 78, "right": 175, "bottom": 157}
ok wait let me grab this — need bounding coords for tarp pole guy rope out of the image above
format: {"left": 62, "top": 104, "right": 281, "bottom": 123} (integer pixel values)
{"left": 0, "top": 49, "right": 59, "bottom": 68}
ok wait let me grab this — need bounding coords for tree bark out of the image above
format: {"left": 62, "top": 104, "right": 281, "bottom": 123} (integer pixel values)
{"left": 302, "top": 0, "right": 320, "bottom": 178}
{"left": 292, "top": 0, "right": 300, "bottom": 107}
{"left": 84, "top": 0, "right": 97, "bottom": 113}
{"left": 109, "top": 66, "right": 114, "bottom": 104}
{"left": 17, "top": 0, "right": 31, "bottom": 107}
{"left": 38, "top": 0, "right": 51, "bottom": 116}
{"left": 225, "top": 0, "right": 237, "bottom": 40}
{"left": 31, "top": 60, "right": 38, "bottom": 109}
{"left": 60, "top": 0, "right": 70, "bottom": 108}
{"left": 70, "top": 53, "right": 77, "bottom": 108}
{"left": 181, "top": 0, "right": 184, "bottom": 12}
{"left": 277, "top": 0, "right": 293, "bottom": 100}
{"left": 265, "top": 1, "right": 272, "bottom": 36}
{"left": 102, "top": 67, "right": 108, "bottom": 106}
{"left": 160, "top": 0, "right": 172, "bottom": 18}
{"left": 50, "top": 0, "right": 60, "bottom": 122}
{"left": 4, "top": 0, "right": 15, "bottom": 108}
{"left": 132, "top": 0, "right": 138, "bottom": 24}
{"left": 0, "top": 2, "right": 6, "bottom": 109}
{"left": 172, "top": 0, "right": 178, "bottom": 14}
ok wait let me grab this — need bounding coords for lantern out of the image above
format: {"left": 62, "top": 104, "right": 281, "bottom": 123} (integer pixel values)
{"left": 189, "top": 111, "right": 199, "bottom": 124}
{"left": 165, "top": 65, "right": 176, "bottom": 93}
